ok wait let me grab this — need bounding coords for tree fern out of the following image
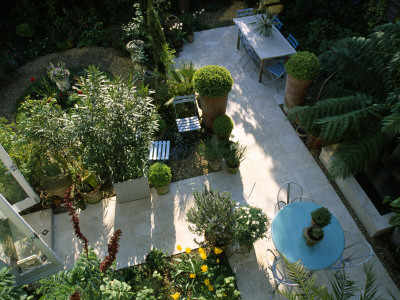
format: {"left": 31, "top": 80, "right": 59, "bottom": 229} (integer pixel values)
{"left": 329, "top": 131, "right": 383, "bottom": 179}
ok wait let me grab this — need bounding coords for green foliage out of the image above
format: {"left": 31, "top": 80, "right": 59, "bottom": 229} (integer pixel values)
{"left": 287, "top": 22, "right": 400, "bottom": 179}
{"left": 310, "top": 226, "right": 323, "bottom": 239}
{"left": 148, "top": 163, "right": 172, "bottom": 187}
{"left": 250, "top": 10, "right": 278, "bottom": 37}
{"left": 193, "top": 65, "right": 233, "bottom": 98}
{"left": 16, "top": 23, "right": 34, "bottom": 38}
{"left": 154, "top": 115, "right": 166, "bottom": 136}
{"left": 145, "top": 248, "right": 167, "bottom": 271}
{"left": 235, "top": 205, "right": 270, "bottom": 251}
{"left": 0, "top": 267, "right": 27, "bottom": 300}
{"left": 73, "top": 66, "right": 157, "bottom": 182}
{"left": 198, "top": 139, "right": 224, "bottom": 161}
{"left": 187, "top": 186, "right": 238, "bottom": 247}
{"left": 284, "top": 51, "right": 321, "bottom": 80}
{"left": 213, "top": 114, "right": 234, "bottom": 138}
{"left": 167, "top": 60, "right": 197, "bottom": 96}
{"left": 383, "top": 196, "right": 400, "bottom": 229}
{"left": 310, "top": 207, "right": 332, "bottom": 227}
{"left": 278, "top": 257, "right": 386, "bottom": 300}
{"left": 100, "top": 279, "right": 134, "bottom": 299}
{"left": 224, "top": 141, "right": 247, "bottom": 168}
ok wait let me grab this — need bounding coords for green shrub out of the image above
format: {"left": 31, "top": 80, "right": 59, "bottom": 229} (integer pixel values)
{"left": 0, "top": 267, "right": 27, "bottom": 299}
{"left": 192, "top": 65, "right": 233, "bottom": 97}
{"left": 154, "top": 115, "right": 166, "bottom": 136}
{"left": 310, "top": 207, "right": 332, "bottom": 227}
{"left": 186, "top": 186, "right": 238, "bottom": 247}
{"left": 284, "top": 51, "right": 321, "bottom": 80}
{"left": 148, "top": 163, "right": 172, "bottom": 187}
{"left": 224, "top": 141, "right": 247, "bottom": 168}
{"left": 213, "top": 114, "right": 234, "bottom": 138}
{"left": 145, "top": 248, "right": 167, "bottom": 271}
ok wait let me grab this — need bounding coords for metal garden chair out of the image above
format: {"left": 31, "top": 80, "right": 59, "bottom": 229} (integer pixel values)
{"left": 266, "top": 249, "right": 299, "bottom": 298}
{"left": 328, "top": 229, "right": 373, "bottom": 271}
{"left": 236, "top": 8, "right": 253, "bottom": 18}
{"left": 286, "top": 34, "right": 299, "bottom": 49}
{"left": 273, "top": 16, "right": 283, "bottom": 30}
{"left": 277, "top": 182, "right": 304, "bottom": 205}
{"left": 172, "top": 95, "right": 201, "bottom": 134}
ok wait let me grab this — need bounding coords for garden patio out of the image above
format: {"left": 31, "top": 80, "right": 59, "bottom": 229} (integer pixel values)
{"left": 24, "top": 25, "right": 399, "bottom": 298}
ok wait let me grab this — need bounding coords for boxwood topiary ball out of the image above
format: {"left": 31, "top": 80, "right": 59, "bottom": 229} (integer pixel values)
{"left": 148, "top": 163, "right": 172, "bottom": 187}
{"left": 192, "top": 65, "right": 233, "bottom": 97}
{"left": 213, "top": 114, "right": 234, "bottom": 137}
{"left": 284, "top": 51, "right": 321, "bottom": 81}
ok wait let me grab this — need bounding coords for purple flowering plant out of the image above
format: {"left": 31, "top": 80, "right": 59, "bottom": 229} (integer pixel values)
{"left": 47, "top": 61, "right": 70, "bottom": 81}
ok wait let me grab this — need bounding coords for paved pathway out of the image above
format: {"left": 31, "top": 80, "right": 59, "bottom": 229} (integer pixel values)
{"left": 52, "top": 26, "right": 400, "bottom": 299}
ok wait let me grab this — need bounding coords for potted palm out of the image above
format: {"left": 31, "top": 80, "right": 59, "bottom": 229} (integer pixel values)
{"left": 198, "top": 139, "right": 224, "bottom": 171}
{"left": 284, "top": 51, "right": 321, "bottom": 113}
{"left": 72, "top": 158, "right": 103, "bottom": 204}
{"left": 310, "top": 207, "right": 332, "bottom": 228}
{"left": 303, "top": 226, "right": 324, "bottom": 246}
{"left": 213, "top": 114, "right": 234, "bottom": 140}
{"left": 193, "top": 65, "right": 233, "bottom": 130}
{"left": 250, "top": 10, "right": 278, "bottom": 37}
{"left": 224, "top": 141, "right": 247, "bottom": 174}
{"left": 148, "top": 163, "right": 172, "bottom": 195}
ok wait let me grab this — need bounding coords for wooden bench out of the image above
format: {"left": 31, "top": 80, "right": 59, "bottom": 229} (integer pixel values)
{"left": 149, "top": 140, "right": 170, "bottom": 160}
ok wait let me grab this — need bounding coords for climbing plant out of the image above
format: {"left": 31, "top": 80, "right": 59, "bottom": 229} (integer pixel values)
{"left": 288, "top": 22, "right": 400, "bottom": 179}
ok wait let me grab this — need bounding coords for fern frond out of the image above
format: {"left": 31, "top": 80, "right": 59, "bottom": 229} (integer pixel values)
{"left": 360, "top": 263, "right": 386, "bottom": 300}
{"left": 329, "top": 131, "right": 383, "bottom": 179}
{"left": 330, "top": 268, "right": 359, "bottom": 299}
{"left": 316, "top": 101, "right": 383, "bottom": 144}
{"left": 381, "top": 88, "right": 400, "bottom": 134}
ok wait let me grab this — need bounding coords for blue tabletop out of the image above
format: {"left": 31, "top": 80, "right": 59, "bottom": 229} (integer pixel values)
{"left": 271, "top": 202, "right": 344, "bottom": 270}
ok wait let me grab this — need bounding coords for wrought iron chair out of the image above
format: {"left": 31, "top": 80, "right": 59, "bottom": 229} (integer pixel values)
{"left": 265, "top": 62, "right": 286, "bottom": 81}
{"left": 328, "top": 229, "right": 373, "bottom": 270}
{"left": 277, "top": 182, "right": 304, "bottom": 205}
{"left": 266, "top": 249, "right": 299, "bottom": 298}
{"left": 172, "top": 95, "right": 201, "bottom": 134}
{"left": 286, "top": 34, "right": 299, "bottom": 49}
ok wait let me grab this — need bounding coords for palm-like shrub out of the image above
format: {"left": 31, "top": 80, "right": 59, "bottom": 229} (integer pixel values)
{"left": 287, "top": 22, "right": 400, "bottom": 179}
{"left": 168, "top": 60, "right": 197, "bottom": 96}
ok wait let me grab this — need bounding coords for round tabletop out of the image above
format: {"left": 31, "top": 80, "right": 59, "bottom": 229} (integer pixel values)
{"left": 271, "top": 202, "right": 344, "bottom": 270}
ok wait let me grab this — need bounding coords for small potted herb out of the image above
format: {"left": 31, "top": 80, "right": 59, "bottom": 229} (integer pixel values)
{"left": 148, "top": 163, "right": 172, "bottom": 195}
{"left": 213, "top": 114, "right": 234, "bottom": 140}
{"left": 224, "top": 141, "right": 247, "bottom": 174}
{"left": 303, "top": 226, "right": 324, "bottom": 246}
{"left": 310, "top": 207, "right": 332, "bottom": 228}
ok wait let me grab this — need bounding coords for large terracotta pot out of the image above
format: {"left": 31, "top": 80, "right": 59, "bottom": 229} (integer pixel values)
{"left": 306, "top": 134, "right": 323, "bottom": 150}
{"left": 199, "top": 94, "right": 228, "bottom": 130}
{"left": 284, "top": 74, "right": 313, "bottom": 113}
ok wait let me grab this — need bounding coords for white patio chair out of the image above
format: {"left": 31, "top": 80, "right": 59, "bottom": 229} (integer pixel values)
{"left": 328, "top": 229, "right": 373, "bottom": 271}
{"left": 266, "top": 249, "right": 299, "bottom": 298}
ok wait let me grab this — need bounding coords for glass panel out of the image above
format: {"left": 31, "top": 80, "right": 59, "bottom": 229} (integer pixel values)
{"left": 0, "top": 160, "right": 28, "bottom": 205}
{"left": 0, "top": 217, "right": 47, "bottom": 274}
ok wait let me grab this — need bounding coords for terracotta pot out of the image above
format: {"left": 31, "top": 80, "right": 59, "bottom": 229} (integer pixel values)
{"left": 164, "top": 15, "right": 180, "bottom": 36}
{"left": 42, "top": 174, "right": 73, "bottom": 198}
{"left": 199, "top": 94, "right": 229, "bottom": 130}
{"left": 79, "top": 188, "right": 103, "bottom": 204}
{"left": 303, "top": 226, "right": 324, "bottom": 246}
{"left": 284, "top": 74, "right": 313, "bottom": 113}
{"left": 174, "top": 41, "right": 184, "bottom": 50}
{"left": 306, "top": 134, "right": 323, "bottom": 150}
{"left": 154, "top": 181, "right": 170, "bottom": 195}
{"left": 208, "top": 158, "right": 222, "bottom": 171}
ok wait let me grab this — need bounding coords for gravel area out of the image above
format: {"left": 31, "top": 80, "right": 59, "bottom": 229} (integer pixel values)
{"left": 0, "top": 47, "right": 134, "bottom": 122}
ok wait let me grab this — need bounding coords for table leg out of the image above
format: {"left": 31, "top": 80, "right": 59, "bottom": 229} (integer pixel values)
{"left": 236, "top": 33, "right": 240, "bottom": 50}
{"left": 259, "top": 60, "right": 265, "bottom": 82}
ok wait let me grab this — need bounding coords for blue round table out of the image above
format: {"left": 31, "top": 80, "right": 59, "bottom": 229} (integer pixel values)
{"left": 271, "top": 202, "right": 344, "bottom": 270}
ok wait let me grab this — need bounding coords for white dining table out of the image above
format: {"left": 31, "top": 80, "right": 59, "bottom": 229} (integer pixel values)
{"left": 233, "top": 15, "right": 297, "bottom": 82}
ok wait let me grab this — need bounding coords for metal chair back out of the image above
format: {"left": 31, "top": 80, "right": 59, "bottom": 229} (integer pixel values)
{"left": 172, "top": 95, "right": 201, "bottom": 133}
{"left": 273, "top": 16, "right": 283, "bottom": 30}
{"left": 277, "top": 182, "right": 303, "bottom": 205}
{"left": 286, "top": 34, "right": 299, "bottom": 49}
{"left": 266, "top": 249, "right": 299, "bottom": 298}
{"left": 236, "top": 8, "right": 253, "bottom": 18}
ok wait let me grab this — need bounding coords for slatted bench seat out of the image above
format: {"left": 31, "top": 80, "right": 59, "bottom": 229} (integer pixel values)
{"left": 149, "top": 140, "right": 170, "bottom": 160}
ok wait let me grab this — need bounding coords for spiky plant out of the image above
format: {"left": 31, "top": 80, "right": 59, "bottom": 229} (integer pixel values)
{"left": 278, "top": 256, "right": 386, "bottom": 299}
{"left": 287, "top": 22, "right": 400, "bottom": 179}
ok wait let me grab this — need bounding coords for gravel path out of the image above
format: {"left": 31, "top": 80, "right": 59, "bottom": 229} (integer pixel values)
{"left": 0, "top": 47, "right": 134, "bottom": 122}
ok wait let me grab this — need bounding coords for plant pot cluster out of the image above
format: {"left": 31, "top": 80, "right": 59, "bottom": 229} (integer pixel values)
{"left": 303, "top": 207, "right": 332, "bottom": 246}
